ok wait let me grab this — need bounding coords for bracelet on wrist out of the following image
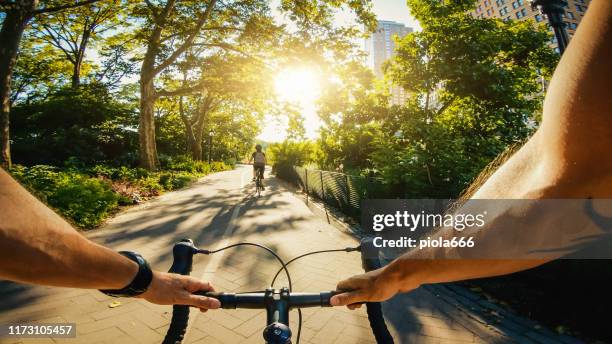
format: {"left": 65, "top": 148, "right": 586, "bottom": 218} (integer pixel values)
{"left": 99, "top": 251, "right": 153, "bottom": 298}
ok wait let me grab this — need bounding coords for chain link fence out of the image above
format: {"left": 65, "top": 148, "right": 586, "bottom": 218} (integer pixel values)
{"left": 274, "top": 164, "right": 398, "bottom": 222}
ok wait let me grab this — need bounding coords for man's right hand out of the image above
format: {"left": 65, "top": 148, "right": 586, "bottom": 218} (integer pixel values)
{"left": 330, "top": 267, "right": 414, "bottom": 309}
{"left": 139, "top": 271, "right": 221, "bottom": 312}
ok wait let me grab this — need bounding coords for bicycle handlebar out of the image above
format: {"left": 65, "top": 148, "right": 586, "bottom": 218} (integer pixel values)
{"left": 162, "top": 238, "right": 385, "bottom": 344}
{"left": 197, "top": 290, "right": 340, "bottom": 309}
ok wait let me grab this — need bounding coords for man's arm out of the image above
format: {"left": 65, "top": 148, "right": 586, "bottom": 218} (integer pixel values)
{"left": 0, "top": 168, "right": 220, "bottom": 311}
{"left": 332, "top": 0, "right": 612, "bottom": 307}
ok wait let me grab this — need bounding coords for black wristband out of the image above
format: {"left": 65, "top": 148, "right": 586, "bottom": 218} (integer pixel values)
{"left": 99, "top": 251, "right": 153, "bottom": 298}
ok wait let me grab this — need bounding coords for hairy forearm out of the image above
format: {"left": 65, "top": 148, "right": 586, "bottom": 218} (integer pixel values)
{"left": 541, "top": 0, "right": 612, "bottom": 176}
{"left": 0, "top": 168, "right": 137, "bottom": 289}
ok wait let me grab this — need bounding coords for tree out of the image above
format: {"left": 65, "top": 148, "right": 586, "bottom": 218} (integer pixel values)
{"left": 285, "top": 105, "right": 305, "bottom": 142}
{"left": 10, "top": 83, "right": 137, "bottom": 165}
{"left": 313, "top": 0, "right": 557, "bottom": 197}
{"left": 31, "top": 0, "right": 122, "bottom": 88}
{"left": 93, "top": 36, "right": 138, "bottom": 90}
{"left": 174, "top": 52, "right": 272, "bottom": 160}
{"left": 178, "top": 93, "right": 218, "bottom": 161}
{"left": 133, "top": 0, "right": 375, "bottom": 170}
{"left": 372, "top": 0, "right": 559, "bottom": 197}
{"left": 10, "top": 39, "right": 72, "bottom": 105}
{"left": 153, "top": 92, "right": 261, "bottom": 162}
{"left": 317, "top": 61, "right": 388, "bottom": 171}
{"left": 134, "top": 0, "right": 254, "bottom": 169}
{"left": 0, "top": 0, "right": 101, "bottom": 168}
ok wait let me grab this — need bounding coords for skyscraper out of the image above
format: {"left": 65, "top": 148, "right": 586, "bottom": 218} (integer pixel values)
{"left": 472, "top": 0, "right": 591, "bottom": 53}
{"left": 365, "top": 20, "right": 413, "bottom": 105}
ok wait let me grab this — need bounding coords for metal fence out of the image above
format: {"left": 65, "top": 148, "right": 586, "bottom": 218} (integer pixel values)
{"left": 275, "top": 164, "right": 394, "bottom": 222}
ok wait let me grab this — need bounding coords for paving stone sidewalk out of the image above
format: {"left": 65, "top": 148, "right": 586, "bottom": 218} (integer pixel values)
{"left": 0, "top": 166, "right": 584, "bottom": 344}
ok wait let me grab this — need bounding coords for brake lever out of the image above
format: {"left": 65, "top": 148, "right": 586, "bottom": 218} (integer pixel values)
{"left": 168, "top": 239, "right": 198, "bottom": 275}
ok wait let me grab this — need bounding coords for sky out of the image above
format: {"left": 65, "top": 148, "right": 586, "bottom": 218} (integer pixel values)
{"left": 256, "top": 0, "right": 417, "bottom": 143}
{"left": 371, "top": 0, "right": 419, "bottom": 29}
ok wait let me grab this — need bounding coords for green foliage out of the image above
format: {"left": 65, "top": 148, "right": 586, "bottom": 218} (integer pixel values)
{"left": 10, "top": 159, "right": 232, "bottom": 228}
{"left": 10, "top": 165, "right": 119, "bottom": 228}
{"left": 317, "top": 62, "right": 388, "bottom": 171}
{"left": 48, "top": 176, "right": 119, "bottom": 229}
{"left": 268, "top": 140, "right": 321, "bottom": 171}
{"left": 314, "top": 0, "right": 558, "bottom": 198}
{"left": 166, "top": 155, "right": 212, "bottom": 174}
{"left": 11, "top": 40, "right": 72, "bottom": 103}
{"left": 11, "top": 84, "right": 138, "bottom": 166}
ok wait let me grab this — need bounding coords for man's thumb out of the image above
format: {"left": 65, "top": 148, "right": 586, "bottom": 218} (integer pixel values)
{"left": 330, "top": 291, "right": 362, "bottom": 306}
{"left": 186, "top": 294, "right": 221, "bottom": 309}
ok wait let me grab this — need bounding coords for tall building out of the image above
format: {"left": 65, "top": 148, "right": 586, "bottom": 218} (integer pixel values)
{"left": 472, "top": 0, "right": 591, "bottom": 53}
{"left": 365, "top": 20, "right": 413, "bottom": 105}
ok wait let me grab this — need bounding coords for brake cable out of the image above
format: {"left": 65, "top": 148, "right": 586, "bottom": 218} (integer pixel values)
{"left": 269, "top": 245, "right": 361, "bottom": 344}
{"left": 199, "top": 242, "right": 361, "bottom": 344}
{"left": 198, "top": 242, "right": 293, "bottom": 291}
{"left": 270, "top": 246, "right": 361, "bottom": 287}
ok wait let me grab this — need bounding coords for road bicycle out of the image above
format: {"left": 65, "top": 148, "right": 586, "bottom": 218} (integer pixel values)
{"left": 255, "top": 167, "right": 264, "bottom": 197}
{"left": 161, "top": 237, "right": 394, "bottom": 344}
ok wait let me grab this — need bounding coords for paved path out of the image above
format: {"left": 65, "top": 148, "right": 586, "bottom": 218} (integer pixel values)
{"left": 0, "top": 166, "right": 583, "bottom": 344}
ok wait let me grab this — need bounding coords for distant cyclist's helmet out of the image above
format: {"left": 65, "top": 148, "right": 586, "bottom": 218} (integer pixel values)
{"left": 255, "top": 144, "right": 262, "bottom": 151}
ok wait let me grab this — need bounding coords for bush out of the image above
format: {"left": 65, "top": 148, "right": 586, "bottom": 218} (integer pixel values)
{"left": 157, "top": 172, "right": 196, "bottom": 190}
{"left": 49, "top": 176, "right": 119, "bottom": 228}
{"left": 224, "top": 158, "right": 237, "bottom": 168}
{"left": 170, "top": 173, "right": 196, "bottom": 189}
{"left": 166, "top": 156, "right": 232, "bottom": 175}
{"left": 158, "top": 172, "right": 174, "bottom": 190}
{"left": 136, "top": 176, "right": 164, "bottom": 196}
{"left": 10, "top": 165, "right": 119, "bottom": 228}
{"left": 10, "top": 161, "right": 232, "bottom": 229}
{"left": 268, "top": 140, "right": 321, "bottom": 172}
{"left": 9, "top": 165, "right": 62, "bottom": 200}
{"left": 210, "top": 161, "right": 228, "bottom": 172}
{"left": 10, "top": 84, "right": 138, "bottom": 166}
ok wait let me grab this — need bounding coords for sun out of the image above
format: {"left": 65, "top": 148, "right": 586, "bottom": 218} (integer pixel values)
{"left": 274, "top": 67, "right": 321, "bottom": 106}
{"left": 257, "top": 66, "right": 323, "bottom": 142}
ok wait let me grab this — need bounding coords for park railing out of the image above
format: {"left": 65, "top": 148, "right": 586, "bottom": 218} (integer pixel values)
{"left": 274, "top": 164, "right": 395, "bottom": 222}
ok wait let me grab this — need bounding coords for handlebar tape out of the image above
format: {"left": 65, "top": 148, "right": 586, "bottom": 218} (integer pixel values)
{"left": 163, "top": 240, "right": 197, "bottom": 344}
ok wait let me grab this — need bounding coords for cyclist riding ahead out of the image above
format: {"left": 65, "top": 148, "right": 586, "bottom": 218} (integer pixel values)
{"left": 249, "top": 144, "right": 266, "bottom": 185}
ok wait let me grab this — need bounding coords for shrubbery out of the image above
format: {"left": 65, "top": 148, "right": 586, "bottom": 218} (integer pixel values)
{"left": 9, "top": 159, "right": 233, "bottom": 229}
{"left": 267, "top": 141, "right": 321, "bottom": 172}
{"left": 10, "top": 165, "right": 120, "bottom": 228}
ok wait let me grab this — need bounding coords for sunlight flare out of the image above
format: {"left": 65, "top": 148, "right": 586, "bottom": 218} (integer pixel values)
{"left": 274, "top": 67, "right": 321, "bottom": 105}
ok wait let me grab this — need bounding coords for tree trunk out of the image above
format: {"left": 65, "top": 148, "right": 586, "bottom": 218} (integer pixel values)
{"left": 71, "top": 61, "right": 82, "bottom": 88}
{"left": 192, "top": 97, "right": 213, "bottom": 161}
{"left": 179, "top": 98, "right": 210, "bottom": 161}
{"left": 138, "top": 23, "right": 161, "bottom": 171}
{"left": 178, "top": 96, "right": 201, "bottom": 160}
{"left": 137, "top": 5, "right": 168, "bottom": 171}
{"left": 71, "top": 27, "right": 90, "bottom": 88}
{"left": 191, "top": 140, "right": 203, "bottom": 161}
{"left": 139, "top": 76, "right": 159, "bottom": 170}
{"left": 0, "top": 4, "right": 36, "bottom": 168}
{"left": 192, "top": 128, "right": 204, "bottom": 161}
